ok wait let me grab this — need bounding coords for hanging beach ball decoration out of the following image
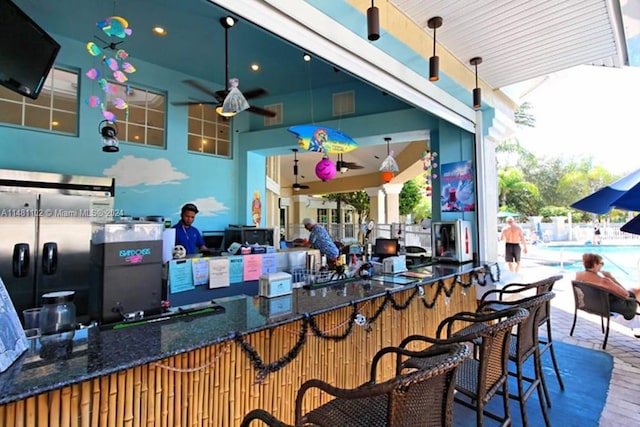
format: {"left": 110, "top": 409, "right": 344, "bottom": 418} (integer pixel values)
{"left": 315, "top": 156, "right": 336, "bottom": 181}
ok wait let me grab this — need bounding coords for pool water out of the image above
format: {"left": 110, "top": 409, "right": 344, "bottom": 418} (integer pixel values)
{"left": 534, "top": 245, "right": 640, "bottom": 283}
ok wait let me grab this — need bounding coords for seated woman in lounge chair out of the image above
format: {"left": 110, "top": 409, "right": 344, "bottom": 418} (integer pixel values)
{"left": 575, "top": 253, "right": 640, "bottom": 320}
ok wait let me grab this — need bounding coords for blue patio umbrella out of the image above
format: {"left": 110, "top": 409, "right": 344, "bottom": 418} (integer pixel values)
{"left": 570, "top": 168, "right": 640, "bottom": 214}
{"left": 621, "top": 214, "right": 640, "bottom": 235}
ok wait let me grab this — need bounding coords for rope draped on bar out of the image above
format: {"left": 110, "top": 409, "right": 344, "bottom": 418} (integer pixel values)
{"left": 233, "top": 264, "right": 500, "bottom": 380}
{"left": 150, "top": 342, "right": 231, "bottom": 372}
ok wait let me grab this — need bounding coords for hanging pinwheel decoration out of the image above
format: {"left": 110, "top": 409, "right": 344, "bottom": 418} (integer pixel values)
{"left": 421, "top": 147, "right": 438, "bottom": 196}
{"left": 84, "top": 15, "right": 136, "bottom": 123}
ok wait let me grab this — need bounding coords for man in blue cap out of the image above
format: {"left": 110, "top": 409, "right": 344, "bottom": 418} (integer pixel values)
{"left": 173, "top": 203, "right": 208, "bottom": 255}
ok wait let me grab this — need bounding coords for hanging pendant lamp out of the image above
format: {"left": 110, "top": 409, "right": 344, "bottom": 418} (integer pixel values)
{"left": 427, "top": 17, "right": 443, "bottom": 82}
{"left": 216, "top": 16, "right": 242, "bottom": 118}
{"left": 470, "top": 57, "right": 483, "bottom": 109}
{"left": 367, "top": 0, "right": 380, "bottom": 41}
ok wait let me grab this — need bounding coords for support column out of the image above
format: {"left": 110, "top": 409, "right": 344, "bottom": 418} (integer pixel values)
{"left": 291, "top": 195, "right": 310, "bottom": 238}
{"left": 382, "top": 183, "right": 404, "bottom": 225}
{"left": 365, "top": 187, "right": 385, "bottom": 225}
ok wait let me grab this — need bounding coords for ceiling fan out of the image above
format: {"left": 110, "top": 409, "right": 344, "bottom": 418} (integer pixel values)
{"left": 292, "top": 148, "right": 310, "bottom": 191}
{"left": 336, "top": 153, "right": 364, "bottom": 173}
{"left": 171, "top": 17, "right": 276, "bottom": 118}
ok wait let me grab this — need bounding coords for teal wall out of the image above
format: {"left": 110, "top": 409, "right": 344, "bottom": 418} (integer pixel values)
{"left": 0, "top": 7, "right": 488, "bottom": 236}
{"left": 429, "top": 122, "right": 477, "bottom": 253}
{"left": 0, "top": 31, "right": 413, "bottom": 232}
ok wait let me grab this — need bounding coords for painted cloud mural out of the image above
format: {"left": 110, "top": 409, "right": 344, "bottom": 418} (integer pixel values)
{"left": 103, "top": 155, "right": 229, "bottom": 217}
{"left": 103, "top": 155, "right": 187, "bottom": 186}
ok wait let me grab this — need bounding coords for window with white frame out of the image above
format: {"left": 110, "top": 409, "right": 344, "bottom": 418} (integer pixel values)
{"left": 317, "top": 208, "right": 328, "bottom": 225}
{"left": 0, "top": 67, "right": 79, "bottom": 134}
{"left": 187, "top": 104, "right": 231, "bottom": 156}
{"left": 108, "top": 83, "right": 166, "bottom": 147}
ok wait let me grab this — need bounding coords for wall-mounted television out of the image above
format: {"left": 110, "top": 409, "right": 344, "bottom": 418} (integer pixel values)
{"left": 374, "top": 238, "right": 399, "bottom": 259}
{"left": 0, "top": 0, "right": 61, "bottom": 99}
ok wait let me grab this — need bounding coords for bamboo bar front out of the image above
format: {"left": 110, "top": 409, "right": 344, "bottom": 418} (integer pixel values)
{"left": 0, "top": 274, "right": 478, "bottom": 426}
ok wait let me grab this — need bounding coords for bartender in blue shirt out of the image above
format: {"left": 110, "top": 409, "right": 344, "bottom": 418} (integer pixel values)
{"left": 173, "top": 203, "right": 208, "bottom": 255}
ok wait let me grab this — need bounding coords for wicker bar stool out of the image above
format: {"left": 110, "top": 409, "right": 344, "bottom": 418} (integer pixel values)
{"left": 240, "top": 342, "right": 470, "bottom": 427}
{"left": 398, "top": 307, "right": 530, "bottom": 427}
{"left": 498, "top": 274, "right": 565, "bottom": 394}
{"left": 478, "top": 293, "right": 555, "bottom": 427}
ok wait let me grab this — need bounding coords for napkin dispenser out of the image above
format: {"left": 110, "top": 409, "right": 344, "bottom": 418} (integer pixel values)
{"left": 383, "top": 255, "right": 407, "bottom": 274}
{"left": 259, "top": 272, "right": 293, "bottom": 298}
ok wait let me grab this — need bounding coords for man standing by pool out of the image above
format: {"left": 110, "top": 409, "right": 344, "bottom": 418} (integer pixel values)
{"left": 500, "top": 216, "right": 527, "bottom": 273}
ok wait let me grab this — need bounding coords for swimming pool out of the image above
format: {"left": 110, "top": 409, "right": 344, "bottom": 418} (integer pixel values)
{"left": 532, "top": 244, "right": 640, "bottom": 283}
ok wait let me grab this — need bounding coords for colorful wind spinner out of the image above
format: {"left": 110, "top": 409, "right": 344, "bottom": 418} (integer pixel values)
{"left": 421, "top": 148, "right": 438, "bottom": 196}
{"left": 84, "top": 15, "right": 136, "bottom": 122}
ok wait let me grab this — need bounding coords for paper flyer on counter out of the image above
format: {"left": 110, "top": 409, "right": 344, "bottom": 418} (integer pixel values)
{"left": 208, "top": 258, "right": 230, "bottom": 288}
{"left": 228, "top": 256, "right": 244, "bottom": 283}
{"left": 168, "top": 259, "right": 195, "bottom": 293}
{"left": 261, "top": 253, "right": 278, "bottom": 274}
{"left": 191, "top": 257, "right": 210, "bottom": 286}
{"left": 243, "top": 254, "right": 262, "bottom": 281}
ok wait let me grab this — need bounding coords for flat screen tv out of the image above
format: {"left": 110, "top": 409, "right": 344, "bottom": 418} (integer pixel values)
{"left": 0, "top": 0, "right": 61, "bottom": 99}
{"left": 374, "top": 238, "right": 399, "bottom": 259}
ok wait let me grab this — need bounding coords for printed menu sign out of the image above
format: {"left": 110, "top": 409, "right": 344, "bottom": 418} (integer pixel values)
{"left": 243, "top": 254, "right": 262, "bottom": 281}
{"left": 209, "top": 258, "right": 230, "bottom": 289}
{"left": 168, "top": 259, "right": 195, "bottom": 293}
{"left": 228, "top": 256, "right": 244, "bottom": 283}
{"left": 191, "top": 257, "right": 210, "bottom": 286}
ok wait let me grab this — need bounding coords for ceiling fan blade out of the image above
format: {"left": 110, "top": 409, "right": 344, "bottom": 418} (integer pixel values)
{"left": 171, "top": 101, "right": 219, "bottom": 106}
{"left": 248, "top": 105, "right": 277, "bottom": 118}
{"left": 243, "top": 88, "right": 267, "bottom": 99}
{"left": 293, "top": 183, "right": 310, "bottom": 190}
{"left": 344, "top": 162, "right": 365, "bottom": 169}
{"left": 214, "top": 89, "right": 228, "bottom": 101}
{"left": 183, "top": 79, "right": 224, "bottom": 101}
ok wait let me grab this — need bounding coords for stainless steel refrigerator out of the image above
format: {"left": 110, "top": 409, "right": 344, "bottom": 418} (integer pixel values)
{"left": 0, "top": 169, "right": 115, "bottom": 322}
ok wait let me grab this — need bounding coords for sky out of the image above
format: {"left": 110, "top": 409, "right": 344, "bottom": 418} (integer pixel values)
{"left": 508, "top": 65, "right": 640, "bottom": 175}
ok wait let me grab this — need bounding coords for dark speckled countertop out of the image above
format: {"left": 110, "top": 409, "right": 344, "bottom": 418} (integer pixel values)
{"left": 0, "top": 261, "right": 497, "bottom": 405}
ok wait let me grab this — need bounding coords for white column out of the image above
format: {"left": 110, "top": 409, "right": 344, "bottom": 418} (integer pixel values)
{"left": 365, "top": 187, "right": 385, "bottom": 225}
{"left": 382, "top": 183, "right": 404, "bottom": 225}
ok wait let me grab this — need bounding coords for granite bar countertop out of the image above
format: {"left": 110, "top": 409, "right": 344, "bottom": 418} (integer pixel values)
{"left": 0, "top": 261, "right": 497, "bottom": 405}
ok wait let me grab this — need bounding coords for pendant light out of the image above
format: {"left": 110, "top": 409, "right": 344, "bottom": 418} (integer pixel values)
{"left": 470, "top": 57, "right": 483, "bottom": 109}
{"left": 427, "top": 17, "right": 442, "bottom": 82}
{"left": 367, "top": 1, "right": 380, "bottom": 41}
{"left": 216, "top": 16, "right": 239, "bottom": 118}
{"left": 380, "top": 137, "right": 398, "bottom": 183}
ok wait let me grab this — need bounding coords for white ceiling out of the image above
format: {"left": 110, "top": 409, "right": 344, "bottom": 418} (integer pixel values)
{"left": 390, "top": 0, "right": 627, "bottom": 89}
{"left": 17, "top": 0, "right": 629, "bottom": 190}
{"left": 281, "top": 0, "right": 629, "bottom": 190}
